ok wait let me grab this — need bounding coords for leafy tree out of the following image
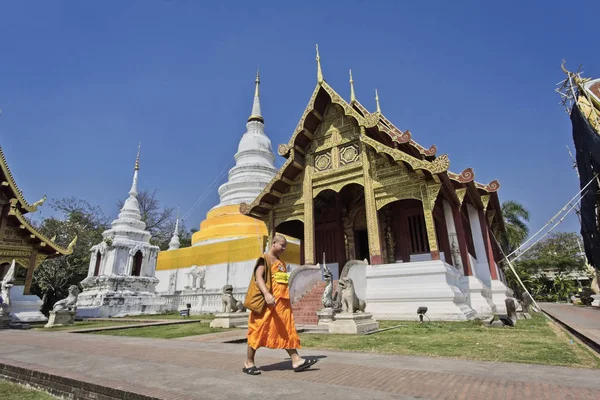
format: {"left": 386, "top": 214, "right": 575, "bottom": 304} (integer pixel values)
{"left": 500, "top": 200, "right": 530, "bottom": 254}
{"left": 517, "top": 232, "right": 586, "bottom": 276}
{"left": 550, "top": 272, "right": 576, "bottom": 302}
{"left": 32, "top": 198, "right": 110, "bottom": 312}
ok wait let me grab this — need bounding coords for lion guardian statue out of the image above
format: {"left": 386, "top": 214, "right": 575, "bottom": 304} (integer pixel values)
{"left": 221, "top": 285, "right": 245, "bottom": 313}
{"left": 338, "top": 277, "right": 366, "bottom": 314}
{"left": 53, "top": 285, "right": 80, "bottom": 312}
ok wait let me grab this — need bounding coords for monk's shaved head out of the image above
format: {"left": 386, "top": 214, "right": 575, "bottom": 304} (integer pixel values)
{"left": 272, "top": 234, "right": 287, "bottom": 245}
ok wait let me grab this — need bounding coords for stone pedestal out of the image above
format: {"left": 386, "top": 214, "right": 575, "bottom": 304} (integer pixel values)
{"left": 45, "top": 310, "right": 77, "bottom": 328}
{"left": 328, "top": 313, "right": 379, "bottom": 334}
{"left": 210, "top": 312, "right": 248, "bottom": 328}
{"left": 316, "top": 308, "right": 334, "bottom": 326}
{"left": 591, "top": 295, "right": 600, "bottom": 307}
{"left": 0, "top": 314, "right": 12, "bottom": 329}
{"left": 76, "top": 275, "right": 167, "bottom": 318}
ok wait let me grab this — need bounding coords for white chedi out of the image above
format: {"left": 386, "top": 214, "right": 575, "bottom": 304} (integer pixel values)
{"left": 76, "top": 148, "right": 165, "bottom": 318}
{"left": 215, "top": 70, "right": 278, "bottom": 208}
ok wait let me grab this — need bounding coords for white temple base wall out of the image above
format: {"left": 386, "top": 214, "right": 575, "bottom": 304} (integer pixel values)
{"left": 76, "top": 294, "right": 167, "bottom": 318}
{"left": 9, "top": 286, "right": 47, "bottom": 323}
{"left": 490, "top": 279, "right": 513, "bottom": 314}
{"left": 459, "top": 276, "right": 496, "bottom": 317}
{"left": 365, "top": 261, "right": 476, "bottom": 321}
{"left": 76, "top": 275, "right": 166, "bottom": 318}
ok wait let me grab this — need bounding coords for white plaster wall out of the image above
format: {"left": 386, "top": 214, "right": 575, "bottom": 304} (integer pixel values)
{"left": 467, "top": 204, "right": 492, "bottom": 287}
{"left": 443, "top": 200, "right": 463, "bottom": 269}
{"left": 410, "top": 253, "right": 446, "bottom": 263}
{"left": 347, "top": 263, "right": 366, "bottom": 301}
{"left": 468, "top": 254, "right": 479, "bottom": 279}
{"left": 365, "top": 261, "right": 476, "bottom": 321}
{"left": 289, "top": 267, "right": 322, "bottom": 304}
{"left": 102, "top": 251, "right": 115, "bottom": 276}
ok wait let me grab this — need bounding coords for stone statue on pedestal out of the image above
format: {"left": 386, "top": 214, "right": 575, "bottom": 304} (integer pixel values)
{"left": 321, "top": 264, "right": 334, "bottom": 309}
{"left": 338, "top": 277, "right": 366, "bottom": 314}
{"left": 221, "top": 285, "right": 245, "bottom": 313}
{"left": 52, "top": 285, "right": 79, "bottom": 312}
{"left": 45, "top": 285, "right": 79, "bottom": 328}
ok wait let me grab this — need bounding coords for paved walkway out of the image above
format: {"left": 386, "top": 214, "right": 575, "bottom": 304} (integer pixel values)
{"left": 541, "top": 303, "right": 600, "bottom": 351}
{"left": 2, "top": 330, "right": 600, "bottom": 400}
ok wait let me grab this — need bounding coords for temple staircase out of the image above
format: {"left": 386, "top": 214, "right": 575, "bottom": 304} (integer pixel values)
{"left": 292, "top": 280, "right": 337, "bottom": 326}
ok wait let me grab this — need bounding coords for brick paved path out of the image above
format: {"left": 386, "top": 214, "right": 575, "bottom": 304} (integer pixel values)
{"left": 2, "top": 330, "right": 600, "bottom": 400}
{"left": 542, "top": 302, "right": 600, "bottom": 350}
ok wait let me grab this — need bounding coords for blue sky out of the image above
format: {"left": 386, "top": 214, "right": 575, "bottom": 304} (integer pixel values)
{"left": 1, "top": 0, "right": 599, "bottom": 236}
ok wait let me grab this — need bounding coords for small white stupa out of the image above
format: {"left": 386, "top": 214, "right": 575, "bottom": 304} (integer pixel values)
{"left": 167, "top": 210, "right": 180, "bottom": 251}
{"left": 76, "top": 146, "right": 166, "bottom": 317}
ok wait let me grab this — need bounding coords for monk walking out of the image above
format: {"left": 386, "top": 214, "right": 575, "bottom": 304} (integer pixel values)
{"left": 243, "top": 234, "right": 318, "bottom": 375}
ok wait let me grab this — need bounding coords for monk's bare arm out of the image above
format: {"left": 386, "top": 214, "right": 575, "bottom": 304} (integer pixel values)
{"left": 255, "top": 264, "right": 275, "bottom": 305}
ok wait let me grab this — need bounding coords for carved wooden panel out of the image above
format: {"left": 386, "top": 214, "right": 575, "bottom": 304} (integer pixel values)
{"left": 339, "top": 143, "right": 360, "bottom": 166}
{"left": 315, "top": 151, "right": 332, "bottom": 172}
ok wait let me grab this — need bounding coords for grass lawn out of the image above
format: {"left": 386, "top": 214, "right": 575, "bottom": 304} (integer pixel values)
{"left": 299, "top": 313, "right": 600, "bottom": 369}
{"left": 91, "top": 321, "right": 230, "bottom": 339}
{"left": 35, "top": 321, "right": 138, "bottom": 332}
{"left": 121, "top": 312, "right": 215, "bottom": 320}
{"left": 0, "top": 379, "right": 57, "bottom": 400}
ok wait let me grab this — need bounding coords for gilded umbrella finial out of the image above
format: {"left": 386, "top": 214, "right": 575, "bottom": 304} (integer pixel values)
{"left": 135, "top": 142, "right": 141, "bottom": 171}
{"left": 255, "top": 66, "right": 260, "bottom": 98}
{"left": 349, "top": 69, "right": 356, "bottom": 103}
{"left": 316, "top": 44, "right": 323, "bottom": 84}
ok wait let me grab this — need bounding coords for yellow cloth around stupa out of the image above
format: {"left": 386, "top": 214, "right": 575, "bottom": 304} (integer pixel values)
{"left": 156, "top": 205, "right": 300, "bottom": 270}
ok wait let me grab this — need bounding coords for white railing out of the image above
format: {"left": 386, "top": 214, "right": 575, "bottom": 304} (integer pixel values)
{"left": 159, "top": 288, "right": 248, "bottom": 314}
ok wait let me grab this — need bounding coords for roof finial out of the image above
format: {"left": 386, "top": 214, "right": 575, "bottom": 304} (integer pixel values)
{"left": 316, "top": 44, "right": 323, "bottom": 84}
{"left": 375, "top": 89, "right": 381, "bottom": 114}
{"left": 129, "top": 143, "right": 140, "bottom": 197}
{"left": 134, "top": 141, "right": 141, "bottom": 171}
{"left": 254, "top": 66, "right": 260, "bottom": 98}
{"left": 168, "top": 208, "right": 181, "bottom": 250}
{"left": 349, "top": 69, "right": 356, "bottom": 103}
{"left": 248, "top": 68, "right": 264, "bottom": 123}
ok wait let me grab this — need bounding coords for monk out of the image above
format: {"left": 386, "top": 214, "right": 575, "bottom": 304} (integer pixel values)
{"left": 243, "top": 234, "right": 318, "bottom": 375}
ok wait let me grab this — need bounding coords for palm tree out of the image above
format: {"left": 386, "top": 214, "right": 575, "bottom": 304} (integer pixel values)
{"left": 501, "top": 200, "right": 530, "bottom": 254}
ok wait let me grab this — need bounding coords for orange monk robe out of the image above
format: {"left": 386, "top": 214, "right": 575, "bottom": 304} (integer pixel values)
{"left": 247, "top": 259, "right": 301, "bottom": 350}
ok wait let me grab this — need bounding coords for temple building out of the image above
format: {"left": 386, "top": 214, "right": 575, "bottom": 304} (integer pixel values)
{"left": 559, "top": 62, "right": 600, "bottom": 298}
{"left": 154, "top": 71, "right": 301, "bottom": 312}
{"left": 240, "top": 47, "right": 512, "bottom": 321}
{"left": 76, "top": 148, "right": 166, "bottom": 317}
{"left": 0, "top": 146, "right": 75, "bottom": 322}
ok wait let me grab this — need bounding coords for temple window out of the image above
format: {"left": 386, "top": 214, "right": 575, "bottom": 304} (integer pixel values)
{"left": 408, "top": 214, "right": 430, "bottom": 254}
{"left": 131, "top": 251, "right": 143, "bottom": 276}
{"left": 93, "top": 251, "right": 102, "bottom": 276}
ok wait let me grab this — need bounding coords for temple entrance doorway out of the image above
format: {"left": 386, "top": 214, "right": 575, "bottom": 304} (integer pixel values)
{"left": 313, "top": 189, "right": 344, "bottom": 275}
{"left": 312, "top": 184, "right": 369, "bottom": 275}
{"left": 355, "top": 229, "right": 369, "bottom": 261}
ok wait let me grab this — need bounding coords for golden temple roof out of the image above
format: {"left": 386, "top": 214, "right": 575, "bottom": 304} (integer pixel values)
{"left": 240, "top": 47, "right": 504, "bottom": 231}
{"left": 0, "top": 145, "right": 75, "bottom": 256}
{"left": 0, "top": 146, "right": 46, "bottom": 213}
{"left": 8, "top": 203, "right": 75, "bottom": 255}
